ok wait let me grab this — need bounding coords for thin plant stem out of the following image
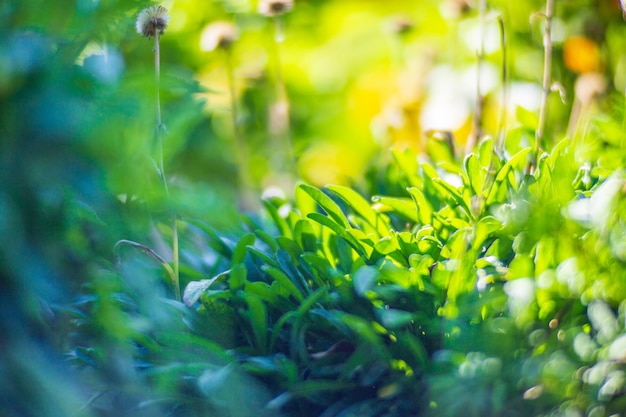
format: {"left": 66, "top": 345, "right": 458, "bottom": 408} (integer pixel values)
{"left": 154, "top": 31, "right": 180, "bottom": 302}
{"left": 172, "top": 217, "right": 180, "bottom": 301}
{"left": 225, "top": 49, "right": 255, "bottom": 209}
{"left": 496, "top": 15, "right": 508, "bottom": 154}
{"left": 155, "top": 32, "right": 167, "bottom": 195}
{"left": 468, "top": 0, "right": 487, "bottom": 154}
{"left": 270, "top": 15, "right": 296, "bottom": 179}
{"left": 535, "top": 0, "right": 555, "bottom": 165}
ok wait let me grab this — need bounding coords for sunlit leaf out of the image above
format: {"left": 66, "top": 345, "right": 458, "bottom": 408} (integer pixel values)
{"left": 299, "top": 184, "right": 350, "bottom": 228}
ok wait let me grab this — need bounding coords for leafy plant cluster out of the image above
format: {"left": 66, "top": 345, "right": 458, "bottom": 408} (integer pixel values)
{"left": 2, "top": 1, "right": 626, "bottom": 417}
{"left": 68, "top": 129, "right": 626, "bottom": 416}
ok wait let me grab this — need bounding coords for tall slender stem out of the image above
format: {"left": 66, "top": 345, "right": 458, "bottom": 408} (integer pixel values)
{"left": 154, "top": 31, "right": 179, "bottom": 302}
{"left": 496, "top": 15, "right": 508, "bottom": 154}
{"left": 172, "top": 216, "right": 180, "bottom": 301}
{"left": 469, "top": 0, "right": 487, "bottom": 153}
{"left": 535, "top": 0, "right": 554, "bottom": 164}
{"left": 155, "top": 32, "right": 168, "bottom": 195}
{"left": 225, "top": 49, "right": 255, "bottom": 209}
{"left": 271, "top": 15, "right": 296, "bottom": 180}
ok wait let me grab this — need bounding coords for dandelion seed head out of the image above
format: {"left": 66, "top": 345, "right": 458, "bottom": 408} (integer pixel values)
{"left": 201, "top": 21, "right": 238, "bottom": 52}
{"left": 136, "top": 5, "right": 169, "bottom": 39}
{"left": 258, "top": 0, "right": 294, "bottom": 17}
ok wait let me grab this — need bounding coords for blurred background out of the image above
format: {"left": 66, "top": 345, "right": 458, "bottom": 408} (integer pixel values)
{"left": 1, "top": 0, "right": 626, "bottom": 415}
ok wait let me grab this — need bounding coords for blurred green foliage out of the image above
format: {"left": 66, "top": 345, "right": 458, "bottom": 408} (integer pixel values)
{"left": 2, "top": 0, "right": 626, "bottom": 416}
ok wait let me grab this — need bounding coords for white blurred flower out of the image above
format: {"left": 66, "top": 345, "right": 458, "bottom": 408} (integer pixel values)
{"left": 201, "top": 21, "right": 238, "bottom": 52}
{"left": 258, "top": 0, "right": 293, "bottom": 17}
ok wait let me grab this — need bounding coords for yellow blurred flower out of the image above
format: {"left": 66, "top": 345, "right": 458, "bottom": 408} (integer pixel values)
{"left": 563, "top": 36, "right": 601, "bottom": 74}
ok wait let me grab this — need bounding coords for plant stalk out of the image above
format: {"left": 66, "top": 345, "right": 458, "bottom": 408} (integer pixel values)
{"left": 496, "top": 15, "right": 508, "bottom": 154}
{"left": 469, "top": 0, "right": 487, "bottom": 153}
{"left": 155, "top": 31, "right": 180, "bottom": 301}
{"left": 535, "top": 0, "right": 554, "bottom": 164}
{"left": 225, "top": 49, "right": 255, "bottom": 210}
{"left": 270, "top": 15, "right": 296, "bottom": 181}
{"left": 155, "top": 32, "right": 167, "bottom": 195}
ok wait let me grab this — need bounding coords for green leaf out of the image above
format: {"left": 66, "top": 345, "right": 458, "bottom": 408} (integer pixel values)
{"left": 262, "top": 266, "right": 305, "bottom": 302}
{"left": 287, "top": 380, "right": 358, "bottom": 397}
{"left": 276, "top": 236, "right": 303, "bottom": 264}
{"left": 392, "top": 148, "right": 422, "bottom": 187}
{"left": 486, "top": 147, "right": 532, "bottom": 205}
{"left": 183, "top": 270, "right": 228, "bottom": 306}
{"left": 353, "top": 265, "right": 378, "bottom": 297}
{"left": 394, "top": 332, "right": 429, "bottom": 368}
{"left": 464, "top": 153, "right": 484, "bottom": 195}
{"left": 244, "top": 281, "right": 293, "bottom": 310}
{"left": 242, "top": 293, "right": 268, "bottom": 353}
{"left": 232, "top": 233, "right": 255, "bottom": 265}
{"left": 299, "top": 184, "right": 350, "bottom": 228}
{"left": 372, "top": 196, "right": 419, "bottom": 223}
{"left": 478, "top": 137, "right": 494, "bottom": 168}
{"left": 247, "top": 246, "right": 281, "bottom": 269}
{"left": 327, "top": 184, "right": 390, "bottom": 236}
{"left": 338, "top": 313, "right": 385, "bottom": 347}
{"left": 432, "top": 178, "right": 473, "bottom": 220}
{"left": 300, "top": 252, "right": 340, "bottom": 285}
{"left": 296, "top": 286, "right": 329, "bottom": 316}
{"left": 254, "top": 229, "right": 279, "bottom": 253}
{"left": 516, "top": 105, "right": 539, "bottom": 131}
{"left": 263, "top": 199, "right": 292, "bottom": 238}
{"left": 187, "top": 219, "right": 234, "bottom": 258}
{"left": 335, "top": 233, "right": 355, "bottom": 272}
{"left": 473, "top": 216, "right": 502, "bottom": 251}
{"left": 376, "top": 308, "right": 414, "bottom": 329}
{"left": 507, "top": 254, "right": 535, "bottom": 279}
{"left": 374, "top": 236, "right": 399, "bottom": 256}
{"left": 294, "top": 219, "right": 318, "bottom": 252}
{"left": 229, "top": 263, "right": 247, "bottom": 291}
{"left": 307, "top": 213, "right": 365, "bottom": 258}
{"left": 407, "top": 187, "right": 433, "bottom": 225}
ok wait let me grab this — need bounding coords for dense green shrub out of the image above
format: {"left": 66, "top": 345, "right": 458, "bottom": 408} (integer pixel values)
{"left": 3, "top": 1, "right": 626, "bottom": 417}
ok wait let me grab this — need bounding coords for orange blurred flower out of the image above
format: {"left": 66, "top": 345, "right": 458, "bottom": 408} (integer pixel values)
{"left": 563, "top": 36, "right": 601, "bottom": 74}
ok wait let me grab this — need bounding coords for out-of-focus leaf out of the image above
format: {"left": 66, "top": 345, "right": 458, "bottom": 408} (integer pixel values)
{"left": 353, "top": 265, "right": 379, "bottom": 297}
{"left": 263, "top": 199, "right": 292, "bottom": 238}
{"left": 183, "top": 270, "right": 228, "bottom": 306}
{"left": 516, "top": 106, "right": 539, "bottom": 131}
{"left": 376, "top": 308, "right": 414, "bottom": 329}
{"left": 242, "top": 293, "right": 268, "bottom": 353}
{"left": 187, "top": 219, "right": 234, "bottom": 258}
